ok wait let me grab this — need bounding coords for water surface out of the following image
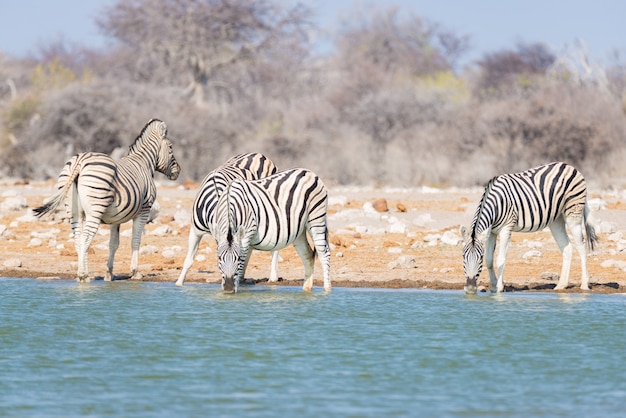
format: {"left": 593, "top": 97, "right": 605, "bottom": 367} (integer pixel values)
{"left": 1, "top": 278, "right": 625, "bottom": 417}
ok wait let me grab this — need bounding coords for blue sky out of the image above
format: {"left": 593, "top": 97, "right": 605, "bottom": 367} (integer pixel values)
{"left": 1, "top": 0, "right": 624, "bottom": 67}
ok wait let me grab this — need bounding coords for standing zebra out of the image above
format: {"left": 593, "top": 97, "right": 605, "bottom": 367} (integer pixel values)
{"left": 175, "top": 153, "right": 279, "bottom": 286}
{"left": 215, "top": 168, "right": 331, "bottom": 293}
{"left": 460, "top": 162, "right": 597, "bottom": 293}
{"left": 33, "top": 119, "right": 181, "bottom": 282}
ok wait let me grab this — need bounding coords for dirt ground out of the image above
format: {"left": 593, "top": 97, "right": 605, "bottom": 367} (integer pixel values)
{"left": 2, "top": 178, "right": 626, "bottom": 293}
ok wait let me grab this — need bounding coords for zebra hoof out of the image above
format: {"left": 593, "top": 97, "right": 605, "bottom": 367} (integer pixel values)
{"left": 130, "top": 272, "right": 143, "bottom": 281}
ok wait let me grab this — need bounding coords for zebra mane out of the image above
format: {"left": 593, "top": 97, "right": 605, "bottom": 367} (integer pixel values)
{"left": 128, "top": 119, "right": 166, "bottom": 155}
{"left": 225, "top": 181, "right": 235, "bottom": 245}
{"left": 470, "top": 176, "right": 497, "bottom": 242}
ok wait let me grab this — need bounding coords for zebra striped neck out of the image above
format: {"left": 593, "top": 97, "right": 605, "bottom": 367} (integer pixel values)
{"left": 470, "top": 178, "right": 497, "bottom": 242}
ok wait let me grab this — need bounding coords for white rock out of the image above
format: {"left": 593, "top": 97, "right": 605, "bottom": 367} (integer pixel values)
{"left": 587, "top": 198, "right": 606, "bottom": 212}
{"left": 523, "top": 239, "right": 543, "bottom": 249}
{"left": 0, "top": 225, "right": 6, "bottom": 236}
{"left": 329, "top": 195, "right": 348, "bottom": 206}
{"left": 1, "top": 189, "right": 18, "bottom": 197}
{"left": 17, "top": 212, "right": 39, "bottom": 223}
{"left": 423, "top": 234, "right": 440, "bottom": 244}
{"left": 388, "top": 221, "right": 407, "bottom": 234}
{"left": 161, "top": 249, "right": 177, "bottom": 258}
{"left": 387, "top": 255, "right": 416, "bottom": 269}
{"left": 174, "top": 209, "right": 191, "bottom": 225}
{"left": 387, "top": 247, "right": 403, "bottom": 254}
{"left": 31, "top": 229, "right": 60, "bottom": 239}
{"left": 151, "top": 225, "right": 172, "bottom": 236}
{"left": 28, "top": 238, "right": 43, "bottom": 247}
{"left": 413, "top": 213, "right": 433, "bottom": 228}
{"left": 600, "top": 259, "right": 626, "bottom": 271}
{"left": 440, "top": 230, "right": 461, "bottom": 246}
{"left": 411, "top": 241, "right": 423, "bottom": 249}
{"left": 362, "top": 202, "right": 378, "bottom": 215}
{"left": 140, "top": 245, "right": 159, "bottom": 255}
{"left": 597, "top": 221, "right": 615, "bottom": 234}
{"left": 607, "top": 231, "right": 623, "bottom": 242}
{"left": 3, "top": 258, "right": 22, "bottom": 268}
{"left": 195, "top": 254, "right": 207, "bottom": 262}
{"left": 522, "top": 250, "right": 542, "bottom": 259}
{"left": 1, "top": 196, "right": 28, "bottom": 211}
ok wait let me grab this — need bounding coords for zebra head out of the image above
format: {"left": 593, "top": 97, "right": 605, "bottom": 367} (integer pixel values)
{"left": 460, "top": 226, "right": 485, "bottom": 294}
{"left": 217, "top": 225, "right": 245, "bottom": 293}
{"left": 155, "top": 124, "right": 180, "bottom": 181}
{"left": 133, "top": 119, "right": 181, "bottom": 181}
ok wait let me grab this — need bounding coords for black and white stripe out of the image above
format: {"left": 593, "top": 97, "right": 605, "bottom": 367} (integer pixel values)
{"left": 33, "top": 119, "right": 180, "bottom": 282}
{"left": 214, "top": 168, "right": 331, "bottom": 293}
{"left": 176, "top": 153, "right": 279, "bottom": 286}
{"left": 460, "top": 162, "right": 597, "bottom": 293}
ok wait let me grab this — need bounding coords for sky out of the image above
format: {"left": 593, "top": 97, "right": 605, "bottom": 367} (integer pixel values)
{"left": 1, "top": 0, "right": 625, "bottom": 68}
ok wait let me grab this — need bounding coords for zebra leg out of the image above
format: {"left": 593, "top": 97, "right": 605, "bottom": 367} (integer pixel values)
{"left": 105, "top": 224, "right": 120, "bottom": 281}
{"left": 494, "top": 229, "right": 512, "bottom": 292}
{"left": 176, "top": 228, "right": 204, "bottom": 286}
{"left": 77, "top": 215, "right": 101, "bottom": 282}
{"left": 484, "top": 233, "right": 498, "bottom": 292}
{"left": 565, "top": 213, "right": 591, "bottom": 290}
{"left": 129, "top": 214, "right": 149, "bottom": 280}
{"left": 312, "top": 229, "right": 331, "bottom": 292}
{"left": 292, "top": 233, "right": 316, "bottom": 292}
{"left": 268, "top": 251, "right": 280, "bottom": 282}
{"left": 550, "top": 217, "right": 574, "bottom": 290}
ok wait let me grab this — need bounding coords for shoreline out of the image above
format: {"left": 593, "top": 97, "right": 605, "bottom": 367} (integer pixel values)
{"left": 2, "top": 181, "right": 626, "bottom": 294}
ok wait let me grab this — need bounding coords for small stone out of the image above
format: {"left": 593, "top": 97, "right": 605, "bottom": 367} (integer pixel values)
{"left": 372, "top": 198, "right": 388, "bottom": 212}
{"left": 28, "top": 238, "right": 43, "bottom": 247}
{"left": 1, "top": 196, "right": 28, "bottom": 212}
{"left": 151, "top": 225, "right": 172, "bottom": 236}
{"left": 3, "top": 258, "right": 22, "bottom": 268}
{"left": 387, "top": 255, "right": 416, "bottom": 269}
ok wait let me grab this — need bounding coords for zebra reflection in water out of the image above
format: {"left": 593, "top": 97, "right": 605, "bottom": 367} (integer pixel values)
{"left": 33, "top": 119, "right": 180, "bottom": 282}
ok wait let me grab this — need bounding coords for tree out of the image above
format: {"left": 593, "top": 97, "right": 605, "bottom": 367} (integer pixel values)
{"left": 97, "top": 0, "right": 313, "bottom": 107}
{"left": 474, "top": 42, "right": 555, "bottom": 96}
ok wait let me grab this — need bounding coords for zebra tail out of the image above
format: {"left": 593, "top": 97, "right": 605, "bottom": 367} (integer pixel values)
{"left": 584, "top": 202, "right": 598, "bottom": 252}
{"left": 32, "top": 160, "right": 81, "bottom": 218}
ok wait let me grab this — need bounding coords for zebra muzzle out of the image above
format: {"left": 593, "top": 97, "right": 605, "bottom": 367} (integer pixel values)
{"left": 464, "top": 277, "right": 478, "bottom": 294}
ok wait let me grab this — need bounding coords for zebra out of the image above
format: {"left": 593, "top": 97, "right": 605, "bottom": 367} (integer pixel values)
{"left": 460, "top": 162, "right": 598, "bottom": 294}
{"left": 214, "top": 168, "right": 331, "bottom": 293}
{"left": 33, "top": 119, "right": 181, "bottom": 282}
{"left": 175, "top": 152, "right": 279, "bottom": 286}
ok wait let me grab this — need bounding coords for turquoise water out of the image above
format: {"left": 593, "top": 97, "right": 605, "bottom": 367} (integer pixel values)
{"left": 1, "top": 278, "right": 625, "bottom": 417}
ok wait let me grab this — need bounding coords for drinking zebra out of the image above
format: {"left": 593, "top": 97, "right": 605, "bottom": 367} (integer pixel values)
{"left": 175, "top": 152, "right": 279, "bottom": 286}
{"left": 460, "top": 162, "right": 597, "bottom": 293}
{"left": 214, "top": 168, "right": 331, "bottom": 293}
{"left": 33, "top": 119, "right": 181, "bottom": 282}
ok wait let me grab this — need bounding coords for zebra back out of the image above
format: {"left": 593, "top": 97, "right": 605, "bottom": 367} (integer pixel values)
{"left": 469, "top": 162, "right": 588, "bottom": 238}
{"left": 221, "top": 168, "right": 329, "bottom": 250}
{"left": 191, "top": 153, "right": 277, "bottom": 233}
{"left": 34, "top": 119, "right": 180, "bottom": 224}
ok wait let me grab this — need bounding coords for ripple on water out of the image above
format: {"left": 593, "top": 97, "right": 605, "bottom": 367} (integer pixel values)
{"left": 1, "top": 278, "right": 625, "bottom": 417}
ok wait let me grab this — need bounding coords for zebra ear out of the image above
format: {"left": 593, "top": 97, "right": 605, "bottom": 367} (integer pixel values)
{"left": 460, "top": 226, "right": 470, "bottom": 242}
